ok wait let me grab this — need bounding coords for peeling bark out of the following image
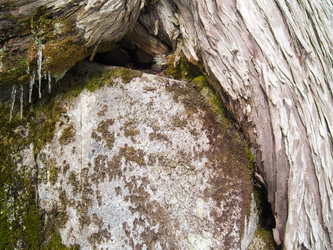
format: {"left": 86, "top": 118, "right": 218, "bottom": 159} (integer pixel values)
{"left": 161, "top": 1, "right": 333, "bottom": 248}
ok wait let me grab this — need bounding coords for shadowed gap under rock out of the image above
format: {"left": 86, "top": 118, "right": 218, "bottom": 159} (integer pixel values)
{"left": 92, "top": 37, "right": 165, "bottom": 72}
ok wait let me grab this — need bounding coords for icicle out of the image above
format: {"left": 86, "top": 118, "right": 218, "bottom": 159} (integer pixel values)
{"left": 44, "top": 71, "right": 47, "bottom": 80}
{"left": 9, "top": 85, "right": 17, "bottom": 121}
{"left": 29, "top": 71, "right": 35, "bottom": 103}
{"left": 37, "top": 43, "right": 43, "bottom": 98}
{"left": 48, "top": 71, "right": 51, "bottom": 93}
{"left": 20, "top": 86, "right": 23, "bottom": 119}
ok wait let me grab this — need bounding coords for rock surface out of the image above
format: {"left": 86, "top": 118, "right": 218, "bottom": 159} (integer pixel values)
{"left": 37, "top": 63, "right": 255, "bottom": 249}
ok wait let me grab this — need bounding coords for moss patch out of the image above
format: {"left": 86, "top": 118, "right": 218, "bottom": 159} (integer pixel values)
{"left": 193, "top": 75, "right": 227, "bottom": 117}
{"left": 85, "top": 66, "right": 142, "bottom": 89}
{"left": 32, "top": 98, "right": 67, "bottom": 152}
{"left": 0, "top": 51, "right": 30, "bottom": 89}
{"left": 0, "top": 108, "right": 42, "bottom": 248}
{"left": 165, "top": 55, "right": 202, "bottom": 81}
{"left": 96, "top": 119, "right": 115, "bottom": 149}
{"left": 0, "top": 5, "right": 86, "bottom": 89}
{"left": 59, "top": 124, "right": 76, "bottom": 145}
{"left": 43, "top": 38, "right": 86, "bottom": 75}
{"left": 0, "top": 71, "right": 86, "bottom": 248}
{"left": 249, "top": 227, "right": 277, "bottom": 249}
{"left": 61, "top": 66, "right": 143, "bottom": 101}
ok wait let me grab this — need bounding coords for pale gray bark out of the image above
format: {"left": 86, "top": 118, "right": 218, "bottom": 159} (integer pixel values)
{"left": 160, "top": 0, "right": 333, "bottom": 249}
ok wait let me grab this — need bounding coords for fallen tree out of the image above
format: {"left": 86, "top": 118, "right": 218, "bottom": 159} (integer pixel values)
{"left": 1, "top": 0, "right": 332, "bottom": 248}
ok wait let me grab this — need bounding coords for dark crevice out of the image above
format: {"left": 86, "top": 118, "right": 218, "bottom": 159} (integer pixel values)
{"left": 255, "top": 184, "right": 276, "bottom": 230}
{"left": 92, "top": 37, "right": 165, "bottom": 74}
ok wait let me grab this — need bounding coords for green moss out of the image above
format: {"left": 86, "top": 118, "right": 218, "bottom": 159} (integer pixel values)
{"left": 32, "top": 99, "right": 67, "bottom": 152}
{"left": 49, "top": 166, "right": 59, "bottom": 185}
{"left": 0, "top": 4, "right": 30, "bottom": 44}
{"left": 0, "top": 81, "right": 78, "bottom": 248}
{"left": 193, "top": 75, "right": 227, "bottom": 116}
{"left": 0, "top": 58, "right": 142, "bottom": 248}
{"left": 59, "top": 66, "right": 142, "bottom": 102}
{"left": 0, "top": 148, "right": 43, "bottom": 249}
{"left": 166, "top": 66, "right": 255, "bottom": 236}
{"left": 44, "top": 227, "right": 79, "bottom": 250}
{"left": 0, "top": 51, "right": 29, "bottom": 88}
{"left": 0, "top": 2, "right": 140, "bottom": 91}
{"left": 84, "top": 82, "right": 100, "bottom": 92}
{"left": 43, "top": 37, "right": 87, "bottom": 75}
{"left": 0, "top": 5, "right": 86, "bottom": 90}
{"left": 69, "top": 171, "right": 79, "bottom": 194}
{"left": 249, "top": 227, "right": 277, "bottom": 250}
{"left": 192, "top": 75, "right": 207, "bottom": 90}
{"left": 114, "top": 67, "right": 143, "bottom": 83}
{"left": 166, "top": 57, "right": 228, "bottom": 125}
{"left": 59, "top": 124, "right": 76, "bottom": 145}
{"left": 165, "top": 56, "right": 202, "bottom": 81}
{"left": 31, "top": 6, "right": 52, "bottom": 37}
{"left": 45, "top": 233, "right": 69, "bottom": 250}
{"left": 87, "top": 67, "right": 143, "bottom": 92}
{"left": 0, "top": 1, "right": 16, "bottom": 11}
{"left": 246, "top": 145, "right": 271, "bottom": 223}
{"left": 247, "top": 146, "right": 255, "bottom": 174}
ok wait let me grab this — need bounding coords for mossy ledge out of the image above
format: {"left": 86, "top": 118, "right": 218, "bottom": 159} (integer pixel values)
{"left": 0, "top": 5, "right": 119, "bottom": 90}
{"left": 61, "top": 63, "right": 143, "bottom": 100}
{"left": 0, "top": 94, "right": 81, "bottom": 248}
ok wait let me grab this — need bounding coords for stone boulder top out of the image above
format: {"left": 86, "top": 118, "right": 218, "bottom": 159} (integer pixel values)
{"left": 37, "top": 62, "right": 255, "bottom": 249}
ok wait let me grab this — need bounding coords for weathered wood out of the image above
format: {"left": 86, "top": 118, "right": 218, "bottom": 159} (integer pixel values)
{"left": 157, "top": 0, "right": 333, "bottom": 248}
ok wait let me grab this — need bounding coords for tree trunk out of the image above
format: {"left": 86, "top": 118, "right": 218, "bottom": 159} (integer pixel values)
{"left": 165, "top": 1, "right": 333, "bottom": 248}
{"left": 1, "top": 0, "right": 332, "bottom": 248}
{"left": 134, "top": 1, "right": 333, "bottom": 248}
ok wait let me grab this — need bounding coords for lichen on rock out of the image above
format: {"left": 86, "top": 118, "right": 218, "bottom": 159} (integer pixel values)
{"left": 36, "top": 63, "right": 255, "bottom": 249}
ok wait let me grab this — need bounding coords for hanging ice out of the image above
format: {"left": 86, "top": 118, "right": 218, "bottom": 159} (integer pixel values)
{"left": 9, "top": 85, "right": 17, "bottom": 121}
{"left": 20, "top": 85, "right": 23, "bottom": 119}
{"left": 48, "top": 71, "right": 51, "bottom": 93}
{"left": 37, "top": 43, "right": 43, "bottom": 98}
{"left": 29, "top": 71, "right": 35, "bottom": 103}
{"left": 44, "top": 71, "right": 47, "bottom": 80}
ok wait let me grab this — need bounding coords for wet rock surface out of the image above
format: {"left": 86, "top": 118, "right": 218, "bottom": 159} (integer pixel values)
{"left": 37, "top": 66, "right": 254, "bottom": 249}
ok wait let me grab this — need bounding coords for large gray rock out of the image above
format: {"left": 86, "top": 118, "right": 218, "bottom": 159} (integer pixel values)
{"left": 36, "top": 64, "right": 256, "bottom": 249}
